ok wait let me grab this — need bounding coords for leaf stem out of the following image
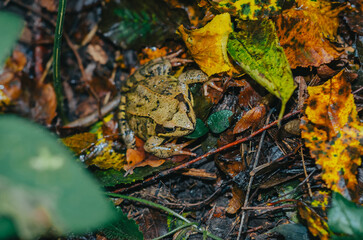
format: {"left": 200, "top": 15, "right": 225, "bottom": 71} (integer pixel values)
{"left": 53, "top": 0, "right": 67, "bottom": 122}
{"left": 108, "top": 193, "right": 223, "bottom": 240}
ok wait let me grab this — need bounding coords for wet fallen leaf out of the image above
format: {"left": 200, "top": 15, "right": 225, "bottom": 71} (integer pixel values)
{"left": 227, "top": 19, "right": 296, "bottom": 120}
{"left": 177, "top": 13, "right": 232, "bottom": 76}
{"left": 233, "top": 104, "right": 266, "bottom": 134}
{"left": 301, "top": 71, "right": 363, "bottom": 198}
{"left": 275, "top": 7, "right": 344, "bottom": 68}
{"left": 297, "top": 201, "right": 330, "bottom": 240}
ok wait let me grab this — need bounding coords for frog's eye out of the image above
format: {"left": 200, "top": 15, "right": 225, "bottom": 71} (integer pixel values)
{"left": 155, "top": 124, "right": 175, "bottom": 134}
{"left": 163, "top": 127, "right": 175, "bottom": 132}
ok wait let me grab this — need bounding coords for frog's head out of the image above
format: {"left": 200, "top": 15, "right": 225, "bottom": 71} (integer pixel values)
{"left": 156, "top": 99, "right": 196, "bottom": 138}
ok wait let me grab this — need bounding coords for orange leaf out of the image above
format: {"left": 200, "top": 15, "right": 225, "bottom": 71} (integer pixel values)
{"left": 233, "top": 104, "right": 266, "bottom": 134}
{"left": 275, "top": 7, "right": 344, "bottom": 68}
{"left": 62, "top": 132, "right": 97, "bottom": 155}
{"left": 301, "top": 71, "right": 363, "bottom": 197}
{"left": 177, "top": 13, "right": 232, "bottom": 76}
{"left": 138, "top": 47, "right": 169, "bottom": 65}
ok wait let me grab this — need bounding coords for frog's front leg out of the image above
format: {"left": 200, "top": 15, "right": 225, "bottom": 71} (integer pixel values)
{"left": 144, "top": 136, "right": 196, "bottom": 158}
{"left": 118, "top": 95, "right": 136, "bottom": 150}
{"left": 178, "top": 70, "right": 223, "bottom": 95}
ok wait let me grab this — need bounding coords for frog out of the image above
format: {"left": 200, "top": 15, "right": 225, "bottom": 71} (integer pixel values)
{"left": 118, "top": 54, "right": 213, "bottom": 158}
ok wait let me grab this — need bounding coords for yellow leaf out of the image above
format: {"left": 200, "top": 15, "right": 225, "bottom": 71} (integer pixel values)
{"left": 301, "top": 71, "right": 363, "bottom": 197}
{"left": 211, "top": 0, "right": 281, "bottom": 20}
{"left": 88, "top": 143, "right": 126, "bottom": 171}
{"left": 177, "top": 13, "right": 232, "bottom": 76}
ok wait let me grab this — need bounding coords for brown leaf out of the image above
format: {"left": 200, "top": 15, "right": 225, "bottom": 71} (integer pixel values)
{"left": 233, "top": 104, "right": 266, "bottom": 134}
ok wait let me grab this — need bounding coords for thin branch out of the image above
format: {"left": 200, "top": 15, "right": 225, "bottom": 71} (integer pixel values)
{"left": 237, "top": 110, "right": 273, "bottom": 240}
{"left": 113, "top": 110, "right": 301, "bottom": 194}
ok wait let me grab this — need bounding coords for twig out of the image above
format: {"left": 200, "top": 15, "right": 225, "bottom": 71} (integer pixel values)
{"left": 237, "top": 110, "right": 273, "bottom": 240}
{"left": 108, "top": 193, "right": 223, "bottom": 240}
{"left": 163, "top": 181, "right": 230, "bottom": 210}
{"left": 64, "top": 95, "right": 121, "bottom": 128}
{"left": 353, "top": 86, "right": 363, "bottom": 94}
{"left": 113, "top": 110, "right": 301, "bottom": 193}
{"left": 53, "top": 0, "right": 67, "bottom": 122}
{"left": 240, "top": 204, "right": 295, "bottom": 211}
{"left": 300, "top": 147, "right": 313, "bottom": 197}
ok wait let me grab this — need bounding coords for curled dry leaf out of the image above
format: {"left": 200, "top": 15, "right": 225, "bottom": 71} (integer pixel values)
{"left": 233, "top": 104, "right": 266, "bottom": 134}
{"left": 275, "top": 2, "right": 345, "bottom": 68}
{"left": 177, "top": 13, "right": 232, "bottom": 76}
{"left": 301, "top": 71, "right": 363, "bottom": 198}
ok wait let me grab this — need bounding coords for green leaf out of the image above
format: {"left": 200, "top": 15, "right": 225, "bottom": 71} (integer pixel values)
{"left": 0, "top": 217, "right": 17, "bottom": 239}
{"left": 185, "top": 118, "right": 209, "bottom": 139}
{"left": 0, "top": 11, "right": 23, "bottom": 68}
{"left": 227, "top": 19, "right": 296, "bottom": 120}
{"left": 207, "top": 110, "right": 233, "bottom": 134}
{"left": 272, "top": 224, "right": 309, "bottom": 240}
{"left": 0, "top": 115, "right": 116, "bottom": 239}
{"left": 328, "top": 192, "right": 363, "bottom": 239}
{"left": 100, "top": 208, "right": 143, "bottom": 240}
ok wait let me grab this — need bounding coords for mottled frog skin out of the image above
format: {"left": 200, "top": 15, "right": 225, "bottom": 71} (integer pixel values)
{"left": 118, "top": 56, "right": 208, "bottom": 158}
